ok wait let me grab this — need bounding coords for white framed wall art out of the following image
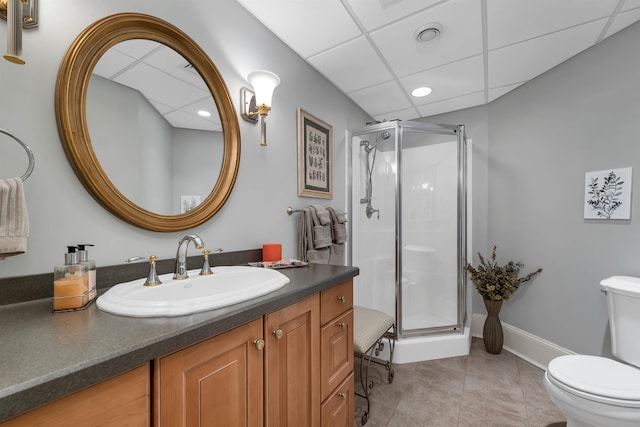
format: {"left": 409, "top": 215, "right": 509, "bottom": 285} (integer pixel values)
{"left": 584, "top": 167, "right": 632, "bottom": 219}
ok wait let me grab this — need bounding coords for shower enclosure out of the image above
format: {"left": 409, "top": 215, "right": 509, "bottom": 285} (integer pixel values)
{"left": 347, "top": 120, "right": 470, "bottom": 363}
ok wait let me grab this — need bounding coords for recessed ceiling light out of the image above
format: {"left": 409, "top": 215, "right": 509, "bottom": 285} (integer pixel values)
{"left": 198, "top": 110, "right": 211, "bottom": 117}
{"left": 415, "top": 23, "right": 442, "bottom": 44}
{"left": 411, "top": 87, "right": 432, "bottom": 97}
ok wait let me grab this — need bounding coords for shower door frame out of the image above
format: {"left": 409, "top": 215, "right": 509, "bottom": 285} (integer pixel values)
{"left": 347, "top": 120, "right": 467, "bottom": 338}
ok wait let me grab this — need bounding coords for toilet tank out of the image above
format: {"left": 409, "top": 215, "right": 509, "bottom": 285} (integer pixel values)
{"left": 600, "top": 276, "right": 640, "bottom": 368}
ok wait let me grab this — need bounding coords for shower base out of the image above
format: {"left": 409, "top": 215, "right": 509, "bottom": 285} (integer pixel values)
{"left": 377, "top": 324, "right": 472, "bottom": 364}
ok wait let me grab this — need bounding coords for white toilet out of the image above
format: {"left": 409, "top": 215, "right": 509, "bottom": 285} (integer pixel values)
{"left": 544, "top": 276, "right": 640, "bottom": 427}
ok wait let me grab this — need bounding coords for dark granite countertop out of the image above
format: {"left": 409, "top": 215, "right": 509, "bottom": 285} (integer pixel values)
{"left": 0, "top": 263, "right": 358, "bottom": 422}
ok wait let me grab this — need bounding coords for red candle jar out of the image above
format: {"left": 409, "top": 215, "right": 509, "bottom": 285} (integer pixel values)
{"left": 262, "top": 243, "right": 282, "bottom": 262}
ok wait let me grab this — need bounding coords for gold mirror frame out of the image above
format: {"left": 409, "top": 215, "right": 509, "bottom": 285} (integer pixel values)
{"left": 55, "top": 13, "right": 240, "bottom": 232}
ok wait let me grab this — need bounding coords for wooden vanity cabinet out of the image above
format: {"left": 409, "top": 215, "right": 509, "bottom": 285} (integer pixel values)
{"left": 0, "top": 364, "right": 150, "bottom": 427}
{"left": 265, "top": 293, "right": 320, "bottom": 427}
{"left": 0, "top": 279, "right": 355, "bottom": 427}
{"left": 153, "top": 318, "right": 264, "bottom": 427}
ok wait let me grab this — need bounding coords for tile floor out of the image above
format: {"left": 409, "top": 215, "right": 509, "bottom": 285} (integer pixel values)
{"left": 354, "top": 337, "right": 568, "bottom": 427}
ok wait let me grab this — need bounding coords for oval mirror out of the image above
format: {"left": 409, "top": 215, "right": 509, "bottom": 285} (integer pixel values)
{"left": 55, "top": 13, "right": 241, "bottom": 232}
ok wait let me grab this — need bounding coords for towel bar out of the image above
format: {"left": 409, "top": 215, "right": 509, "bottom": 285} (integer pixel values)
{"left": 1, "top": 128, "right": 34, "bottom": 181}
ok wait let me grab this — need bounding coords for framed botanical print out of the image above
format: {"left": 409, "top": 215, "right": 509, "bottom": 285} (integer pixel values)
{"left": 584, "top": 167, "right": 632, "bottom": 219}
{"left": 297, "top": 108, "right": 332, "bottom": 199}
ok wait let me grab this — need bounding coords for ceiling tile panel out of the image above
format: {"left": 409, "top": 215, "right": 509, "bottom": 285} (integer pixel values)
{"left": 604, "top": 8, "right": 640, "bottom": 38}
{"left": 416, "top": 92, "right": 486, "bottom": 118}
{"left": 622, "top": 0, "right": 640, "bottom": 11}
{"left": 235, "top": 0, "right": 362, "bottom": 57}
{"left": 372, "top": 107, "right": 420, "bottom": 122}
{"left": 164, "top": 110, "right": 219, "bottom": 132}
{"left": 488, "top": 19, "right": 607, "bottom": 88}
{"left": 345, "top": 0, "right": 443, "bottom": 31}
{"left": 370, "top": 0, "right": 483, "bottom": 78}
{"left": 112, "top": 39, "right": 161, "bottom": 59}
{"left": 93, "top": 49, "right": 137, "bottom": 79}
{"left": 487, "top": 0, "right": 619, "bottom": 49}
{"left": 308, "top": 36, "right": 394, "bottom": 93}
{"left": 114, "top": 63, "right": 209, "bottom": 109}
{"left": 348, "top": 80, "right": 414, "bottom": 117}
{"left": 400, "top": 55, "right": 485, "bottom": 104}
{"left": 143, "top": 46, "right": 209, "bottom": 91}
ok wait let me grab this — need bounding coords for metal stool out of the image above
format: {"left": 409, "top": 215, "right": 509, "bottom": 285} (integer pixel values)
{"left": 353, "top": 306, "right": 395, "bottom": 425}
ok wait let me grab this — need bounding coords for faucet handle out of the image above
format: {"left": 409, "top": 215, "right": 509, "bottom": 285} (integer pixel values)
{"left": 199, "top": 248, "right": 224, "bottom": 276}
{"left": 126, "top": 255, "right": 163, "bottom": 286}
{"left": 199, "top": 250, "right": 213, "bottom": 276}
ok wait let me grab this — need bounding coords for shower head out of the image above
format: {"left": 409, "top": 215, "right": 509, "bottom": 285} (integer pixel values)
{"left": 380, "top": 131, "right": 391, "bottom": 140}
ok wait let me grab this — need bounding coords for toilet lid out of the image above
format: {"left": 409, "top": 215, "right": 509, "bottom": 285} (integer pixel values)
{"left": 548, "top": 355, "right": 640, "bottom": 401}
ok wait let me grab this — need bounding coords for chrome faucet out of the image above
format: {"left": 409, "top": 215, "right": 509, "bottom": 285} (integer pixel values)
{"left": 173, "top": 234, "right": 205, "bottom": 279}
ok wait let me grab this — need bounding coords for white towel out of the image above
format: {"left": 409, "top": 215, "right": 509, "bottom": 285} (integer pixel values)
{"left": 0, "top": 177, "right": 29, "bottom": 259}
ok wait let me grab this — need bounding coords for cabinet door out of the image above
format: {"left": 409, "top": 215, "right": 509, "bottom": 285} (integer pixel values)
{"left": 321, "top": 373, "right": 354, "bottom": 427}
{"left": 155, "top": 318, "right": 264, "bottom": 427}
{"left": 0, "top": 365, "right": 150, "bottom": 427}
{"left": 265, "top": 294, "right": 320, "bottom": 427}
{"left": 320, "top": 308, "right": 354, "bottom": 401}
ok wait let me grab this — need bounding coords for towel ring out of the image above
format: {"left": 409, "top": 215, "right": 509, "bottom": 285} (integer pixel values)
{"left": 0, "top": 128, "right": 35, "bottom": 181}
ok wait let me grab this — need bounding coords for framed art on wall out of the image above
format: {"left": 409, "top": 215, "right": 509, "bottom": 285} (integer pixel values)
{"left": 297, "top": 108, "right": 332, "bottom": 199}
{"left": 584, "top": 167, "right": 632, "bottom": 219}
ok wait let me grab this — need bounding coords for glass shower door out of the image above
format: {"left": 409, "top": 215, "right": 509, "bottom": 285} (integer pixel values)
{"left": 399, "top": 128, "right": 462, "bottom": 336}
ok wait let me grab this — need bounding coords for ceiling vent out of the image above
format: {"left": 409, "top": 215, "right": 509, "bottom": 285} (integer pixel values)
{"left": 415, "top": 23, "right": 442, "bottom": 43}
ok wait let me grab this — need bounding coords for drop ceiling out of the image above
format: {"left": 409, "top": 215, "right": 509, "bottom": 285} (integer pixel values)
{"left": 235, "top": 0, "right": 640, "bottom": 121}
{"left": 92, "top": 39, "right": 221, "bottom": 132}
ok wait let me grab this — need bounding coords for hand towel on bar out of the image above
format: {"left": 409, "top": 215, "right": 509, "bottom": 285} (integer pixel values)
{"left": 298, "top": 207, "right": 311, "bottom": 262}
{"left": 0, "top": 177, "right": 29, "bottom": 259}
{"left": 327, "top": 207, "right": 347, "bottom": 244}
{"left": 328, "top": 242, "right": 345, "bottom": 265}
{"left": 310, "top": 204, "right": 331, "bottom": 225}
{"left": 309, "top": 205, "right": 332, "bottom": 249}
{"left": 301, "top": 207, "right": 330, "bottom": 264}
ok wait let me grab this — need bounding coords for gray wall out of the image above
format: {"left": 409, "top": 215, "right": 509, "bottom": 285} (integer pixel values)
{"left": 0, "top": 0, "right": 371, "bottom": 278}
{"left": 425, "top": 22, "right": 640, "bottom": 356}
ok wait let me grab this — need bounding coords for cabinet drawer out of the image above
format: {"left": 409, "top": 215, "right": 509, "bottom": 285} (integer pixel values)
{"left": 321, "top": 373, "right": 354, "bottom": 427}
{"left": 320, "top": 308, "right": 354, "bottom": 401}
{"left": 320, "top": 280, "right": 353, "bottom": 325}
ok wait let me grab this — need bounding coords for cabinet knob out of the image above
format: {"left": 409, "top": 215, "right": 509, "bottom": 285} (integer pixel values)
{"left": 338, "top": 392, "right": 346, "bottom": 400}
{"left": 273, "top": 329, "right": 284, "bottom": 339}
{"left": 338, "top": 322, "right": 347, "bottom": 330}
{"left": 253, "top": 338, "right": 265, "bottom": 351}
{"left": 337, "top": 296, "right": 346, "bottom": 303}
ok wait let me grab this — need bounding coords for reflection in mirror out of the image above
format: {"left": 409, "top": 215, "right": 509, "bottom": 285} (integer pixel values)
{"left": 87, "top": 40, "right": 223, "bottom": 215}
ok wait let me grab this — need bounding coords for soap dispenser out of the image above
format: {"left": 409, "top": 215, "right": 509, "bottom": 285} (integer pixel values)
{"left": 53, "top": 246, "right": 89, "bottom": 311}
{"left": 77, "top": 244, "right": 97, "bottom": 301}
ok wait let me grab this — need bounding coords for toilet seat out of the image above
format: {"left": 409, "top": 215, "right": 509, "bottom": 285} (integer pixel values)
{"left": 547, "top": 355, "right": 640, "bottom": 407}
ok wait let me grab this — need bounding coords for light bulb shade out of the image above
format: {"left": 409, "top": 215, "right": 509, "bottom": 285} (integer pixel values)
{"left": 247, "top": 70, "right": 280, "bottom": 108}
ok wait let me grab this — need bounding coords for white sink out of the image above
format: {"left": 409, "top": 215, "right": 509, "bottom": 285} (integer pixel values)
{"left": 97, "top": 266, "right": 290, "bottom": 317}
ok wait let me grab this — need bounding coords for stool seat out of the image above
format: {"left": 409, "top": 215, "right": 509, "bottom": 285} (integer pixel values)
{"left": 354, "top": 306, "right": 394, "bottom": 353}
{"left": 353, "top": 305, "right": 395, "bottom": 425}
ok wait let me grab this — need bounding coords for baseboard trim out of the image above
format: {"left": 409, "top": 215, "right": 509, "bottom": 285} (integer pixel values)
{"left": 471, "top": 313, "right": 575, "bottom": 370}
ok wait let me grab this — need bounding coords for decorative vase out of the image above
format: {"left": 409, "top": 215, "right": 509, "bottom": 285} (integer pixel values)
{"left": 482, "top": 298, "right": 504, "bottom": 354}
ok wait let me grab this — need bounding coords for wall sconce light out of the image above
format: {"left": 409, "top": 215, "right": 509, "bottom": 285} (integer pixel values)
{"left": 241, "top": 70, "right": 280, "bottom": 146}
{"left": 0, "top": 0, "right": 38, "bottom": 65}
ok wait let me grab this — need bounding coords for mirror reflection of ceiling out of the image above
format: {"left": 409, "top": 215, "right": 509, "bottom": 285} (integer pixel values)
{"left": 235, "top": 0, "right": 640, "bottom": 121}
{"left": 92, "top": 39, "right": 222, "bottom": 132}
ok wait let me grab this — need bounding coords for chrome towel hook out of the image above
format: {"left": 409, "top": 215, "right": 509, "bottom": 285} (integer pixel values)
{"left": 0, "top": 128, "right": 34, "bottom": 181}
